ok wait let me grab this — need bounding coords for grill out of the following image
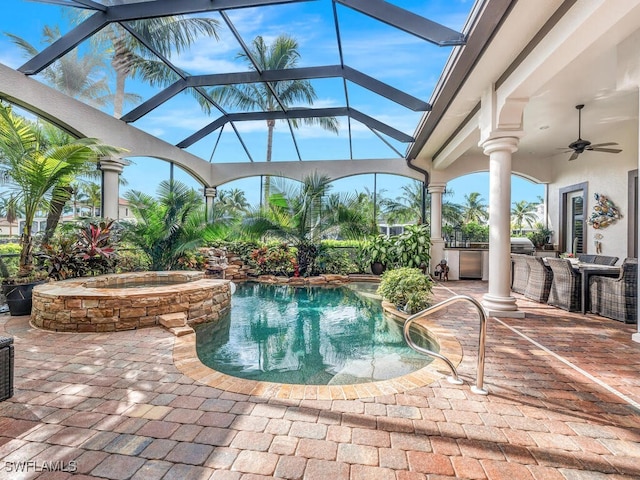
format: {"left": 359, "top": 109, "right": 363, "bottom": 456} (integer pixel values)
{"left": 510, "top": 237, "right": 535, "bottom": 255}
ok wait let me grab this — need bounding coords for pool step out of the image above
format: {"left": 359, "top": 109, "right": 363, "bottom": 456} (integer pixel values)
{"left": 168, "top": 326, "right": 194, "bottom": 337}
{"left": 159, "top": 312, "right": 187, "bottom": 329}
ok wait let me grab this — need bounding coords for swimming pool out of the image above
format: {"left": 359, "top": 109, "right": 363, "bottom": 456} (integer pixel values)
{"left": 195, "top": 282, "right": 437, "bottom": 385}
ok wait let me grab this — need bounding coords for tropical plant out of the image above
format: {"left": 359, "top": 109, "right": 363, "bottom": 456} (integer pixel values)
{"left": 380, "top": 180, "right": 425, "bottom": 225}
{"left": 511, "top": 200, "right": 539, "bottom": 235}
{"left": 240, "top": 173, "right": 367, "bottom": 276}
{"left": 210, "top": 35, "right": 339, "bottom": 204}
{"left": 0, "top": 105, "right": 121, "bottom": 278}
{"left": 216, "top": 188, "right": 249, "bottom": 218}
{"left": 393, "top": 224, "right": 431, "bottom": 270}
{"left": 250, "top": 243, "right": 297, "bottom": 276}
{"left": 377, "top": 267, "right": 433, "bottom": 314}
{"left": 0, "top": 194, "right": 22, "bottom": 237}
{"left": 462, "top": 192, "right": 488, "bottom": 224}
{"left": 461, "top": 221, "right": 489, "bottom": 242}
{"left": 0, "top": 243, "right": 20, "bottom": 278}
{"left": 526, "top": 223, "right": 553, "bottom": 248}
{"left": 6, "top": 25, "right": 113, "bottom": 109}
{"left": 71, "top": 5, "right": 221, "bottom": 118}
{"left": 313, "top": 245, "right": 359, "bottom": 275}
{"left": 0, "top": 255, "right": 9, "bottom": 279}
{"left": 359, "top": 234, "right": 396, "bottom": 272}
{"left": 122, "top": 180, "right": 225, "bottom": 271}
{"left": 36, "top": 220, "right": 118, "bottom": 280}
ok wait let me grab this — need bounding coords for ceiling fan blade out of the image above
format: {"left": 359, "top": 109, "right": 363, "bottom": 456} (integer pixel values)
{"left": 588, "top": 142, "right": 618, "bottom": 148}
{"left": 590, "top": 147, "right": 622, "bottom": 154}
{"left": 568, "top": 151, "right": 579, "bottom": 161}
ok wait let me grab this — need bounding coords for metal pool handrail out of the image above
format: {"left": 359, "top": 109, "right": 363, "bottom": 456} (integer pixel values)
{"left": 403, "top": 295, "right": 488, "bottom": 395}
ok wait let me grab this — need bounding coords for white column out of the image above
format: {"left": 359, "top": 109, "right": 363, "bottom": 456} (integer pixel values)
{"left": 634, "top": 87, "right": 640, "bottom": 343}
{"left": 481, "top": 137, "right": 524, "bottom": 317}
{"left": 204, "top": 187, "right": 217, "bottom": 221}
{"left": 428, "top": 183, "right": 446, "bottom": 273}
{"left": 99, "top": 158, "right": 125, "bottom": 221}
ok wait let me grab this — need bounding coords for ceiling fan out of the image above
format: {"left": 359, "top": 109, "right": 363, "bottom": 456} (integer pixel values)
{"left": 560, "top": 104, "right": 622, "bottom": 161}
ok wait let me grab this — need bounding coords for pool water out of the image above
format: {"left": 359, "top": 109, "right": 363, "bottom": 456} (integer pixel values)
{"left": 195, "top": 282, "right": 437, "bottom": 385}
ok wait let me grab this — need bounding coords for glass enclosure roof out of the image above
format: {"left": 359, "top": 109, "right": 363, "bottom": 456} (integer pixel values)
{"left": 0, "top": 0, "right": 474, "bottom": 165}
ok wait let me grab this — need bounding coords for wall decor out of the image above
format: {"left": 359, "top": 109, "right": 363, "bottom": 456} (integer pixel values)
{"left": 587, "top": 193, "right": 621, "bottom": 229}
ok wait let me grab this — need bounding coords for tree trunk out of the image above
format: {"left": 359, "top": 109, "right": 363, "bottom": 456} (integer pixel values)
{"left": 264, "top": 119, "right": 276, "bottom": 205}
{"left": 18, "top": 225, "right": 33, "bottom": 278}
{"left": 42, "top": 185, "right": 73, "bottom": 245}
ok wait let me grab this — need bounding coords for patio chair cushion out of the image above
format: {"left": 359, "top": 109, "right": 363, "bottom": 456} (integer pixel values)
{"left": 511, "top": 254, "right": 530, "bottom": 295}
{"left": 546, "top": 257, "right": 581, "bottom": 312}
{"left": 589, "top": 258, "right": 637, "bottom": 323}
{"left": 592, "top": 255, "right": 619, "bottom": 266}
{"left": 523, "top": 256, "right": 553, "bottom": 303}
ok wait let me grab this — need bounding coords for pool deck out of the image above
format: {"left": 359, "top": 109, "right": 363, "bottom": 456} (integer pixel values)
{"left": 1, "top": 280, "right": 639, "bottom": 479}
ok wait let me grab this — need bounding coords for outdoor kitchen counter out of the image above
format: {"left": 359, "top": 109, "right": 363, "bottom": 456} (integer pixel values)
{"left": 442, "top": 248, "right": 489, "bottom": 281}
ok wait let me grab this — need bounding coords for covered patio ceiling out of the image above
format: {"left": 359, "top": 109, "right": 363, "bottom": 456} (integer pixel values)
{"left": 408, "top": 0, "right": 640, "bottom": 185}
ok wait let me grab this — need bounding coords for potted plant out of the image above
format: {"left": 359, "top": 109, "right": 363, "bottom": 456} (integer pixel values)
{"left": 526, "top": 223, "right": 553, "bottom": 250}
{"left": 360, "top": 234, "right": 395, "bottom": 275}
{"left": 0, "top": 104, "right": 121, "bottom": 315}
{"left": 393, "top": 224, "right": 431, "bottom": 272}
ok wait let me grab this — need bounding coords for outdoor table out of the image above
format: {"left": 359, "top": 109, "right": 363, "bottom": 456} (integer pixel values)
{"left": 574, "top": 262, "right": 621, "bottom": 315}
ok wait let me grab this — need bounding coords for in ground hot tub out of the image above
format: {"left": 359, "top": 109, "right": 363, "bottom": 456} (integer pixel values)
{"left": 31, "top": 271, "right": 231, "bottom": 332}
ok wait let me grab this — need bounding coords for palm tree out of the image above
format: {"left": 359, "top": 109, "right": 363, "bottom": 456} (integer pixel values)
{"left": 211, "top": 35, "right": 339, "bottom": 204}
{"left": 381, "top": 181, "right": 425, "bottom": 225}
{"left": 241, "top": 173, "right": 368, "bottom": 275}
{"left": 216, "top": 188, "right": 249, "bottom": 218}
{"left": 85, "top": 6, "right": 221, "bottom": 118}
{"left": 6, "top": 26, "right": 113, "bottom": 109}
{"left": 0, "top": 194, "right": 22, "bottom": 238}
{"left": 511, "top": 200, "right": 538, "bottom": 235}
{"left": 123, "top": 180, "right": 225, "bottom": 271}
{"left": 0, "top": 105, "right": 120, "bottom": 277}
{"left": 462, "top": 192, "right": 489, "bottom": 224}
{"left": 83, "top": 181, "right": 103, "bottom": 217}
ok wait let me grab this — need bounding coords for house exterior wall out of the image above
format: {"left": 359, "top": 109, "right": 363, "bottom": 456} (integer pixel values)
{"left": 547, "top": 120, "right": 638, "bottom": 261}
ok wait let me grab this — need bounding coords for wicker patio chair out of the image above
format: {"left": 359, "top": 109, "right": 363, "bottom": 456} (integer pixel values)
{"left": 592, "top": 255, "right": 619, "bottom": 266}
{"left": 523, "top": 256, "right": 553, "bottom": 303}
{"left": 589, "top": 258, "right": 637, "bottom": 323}
{"left": 546, "top": 257, "right": 582, "bottom": 312}
{"left": 510, "top": 254, "right": 530, "bottom": 295}
{"left": 578, "top": 254, "right": 596, "bottom": 263}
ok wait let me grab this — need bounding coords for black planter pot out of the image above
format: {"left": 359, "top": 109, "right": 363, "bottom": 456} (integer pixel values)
{"left": 2, "top": 282, "right": 40, "bottom": 316}
{"left": 370, "top": 262, "right": 386, "bottom": 276}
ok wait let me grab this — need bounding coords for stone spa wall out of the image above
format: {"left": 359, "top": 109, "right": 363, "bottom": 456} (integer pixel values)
{"left": 31, "top": 271, "right": 231, "bottom": 333}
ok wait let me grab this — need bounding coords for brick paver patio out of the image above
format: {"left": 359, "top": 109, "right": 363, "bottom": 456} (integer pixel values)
{"left": 1, "top": 280, "right": 639, "bottom": 479}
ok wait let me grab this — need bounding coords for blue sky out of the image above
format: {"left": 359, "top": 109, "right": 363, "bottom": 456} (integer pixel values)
{"left": 0, "top": 0, "right": 543, "bottom": 208}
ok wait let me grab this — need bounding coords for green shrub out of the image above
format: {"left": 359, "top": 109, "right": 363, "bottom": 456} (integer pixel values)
{"left": 0, "top": 243, "right": 21, "bottom": 278}
{"left": 209, "top": 240, "right": 261, "bottom": 267}
{"left": 250, "top": 243, "right": 297, "bottom": 276}
{"left": 377, "top": 267, "right": 433, "bottom": 314}
{"left": 314, "top": 246, "right": 359, "bottom": 275}
{"left": 116, "top": 248, "right": 151, "bottom": 273}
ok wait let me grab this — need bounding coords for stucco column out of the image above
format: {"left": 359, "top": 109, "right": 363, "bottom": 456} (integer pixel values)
{"left": 204, "top": 187, "right": 217, "bottom": 221}
{"left": 428, "top": 183, "right": 446, "bottom": 273}
{"left": 634, "top": 87, "right": 640, "bottom": 344}
{"left": 481, "top": 137, "right": 524, "bottom": 317}
{"left": 99, "top": 158, "right": 125, "bottom": 221}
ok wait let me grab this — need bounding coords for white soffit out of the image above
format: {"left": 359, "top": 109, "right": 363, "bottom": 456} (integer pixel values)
{"left": 415, "top": 0, "right": 563, "bottom": 163}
